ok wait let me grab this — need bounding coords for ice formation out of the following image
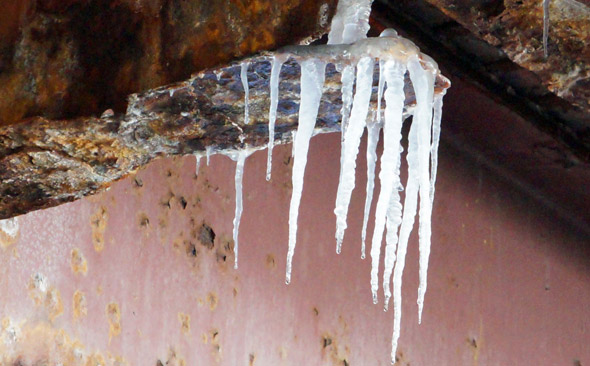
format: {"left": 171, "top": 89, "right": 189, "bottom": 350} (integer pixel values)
{"left": 285, "top": 59, "right": 326, "bottom": 284}
{"left": 229, "top": 149, "right": 253, "bottom": 269}
{"left": 273, "top": 21, "right": 446, "bottom": 366}
{"left": 209, "top": 0, "right": 448, "bottom": 361}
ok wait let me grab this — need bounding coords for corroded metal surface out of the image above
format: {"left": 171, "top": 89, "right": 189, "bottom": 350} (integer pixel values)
{"left": 419, "top": 0, "right": 590, "bottom": 112}
{"left": 0, "top": 0, "right": 337, "bottom": 126}
{"left": 0, "top": 53, "right": 450, "bottom": 220}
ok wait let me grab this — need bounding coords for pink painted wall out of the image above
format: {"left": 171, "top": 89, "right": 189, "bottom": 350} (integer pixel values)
{"left": 1, "top": 124, "right": 588, "bottom": 365}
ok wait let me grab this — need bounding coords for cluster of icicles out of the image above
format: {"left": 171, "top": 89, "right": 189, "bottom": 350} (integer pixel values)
{"left": 194, "top": 1, "right": 448, "bottom": 362}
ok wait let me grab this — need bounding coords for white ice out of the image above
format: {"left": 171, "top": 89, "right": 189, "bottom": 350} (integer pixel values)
{"left": 266, "top": 55, "right": 287, "bottom": 181}
{"left": 361, "top": 57, "right": 386, "bottom": 259}
{"left": 206, "top": 146, "right": 212, "bottom": 166}
{"left": 285, "top": 59, "right": 326, "bottom": 284}
{"left": 195, "top": 154, "right": 202, "bottom": 176}
{"left": 369, "top": 60, "right": 406, "bottom": 304}
{"left": 230, "top": 149, "right": 252, "bottom": 269}
{"left": 334, "top": 56, "right": 374, "bottom": 254}
{"left": 0, "top": 216, "right": 19, "bottom": 238}
{"left": 408, "top": 56, "right": 435, "bottom": 323}
{"left": 327, "top": 0, "right": 373, "bottom": 44}
{"left": 241, "top": 62, "right": 250, "bottom": 125}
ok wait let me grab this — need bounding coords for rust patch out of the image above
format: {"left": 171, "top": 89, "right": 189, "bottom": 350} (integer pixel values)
{"left": 178, "top": 312, "right": 191, "bottom": 336}
{"left": 90, "top": 206, "right": 108, "bottom": 252}
{"left": 72, "top": 290, "right": 87, "bottom": 320}
{"left": 207, "top": 292, "right": 218, "bottom": 311}
{"left": 265, "top": 253, "right": 276, "bottom": 270}
{"left": 70, "top": 248, "right": 88, "bottom": 275}
{"left": 0, "top": 318, "right": 127, "bottom": 365}
{"left": 106, "top": 302, "right": 122, "bottom": 342}
{"left": 198, "top": 223, "right": 216, "bottom": 249}
{"left": 138, "top": 211, "right": 151, "bottom": 229}
{"left": 210, "top": 329, "right": 222, "bottom": 363}
{"left": 27, "top": 273, "right": 63, "bottom": 322}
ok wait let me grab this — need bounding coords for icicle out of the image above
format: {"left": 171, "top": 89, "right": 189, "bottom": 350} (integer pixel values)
{"left": 430, "top": 94, "right": 444, "bottom": 204}
{"left": 390, "top": 118, "right": 419, "bottom": 363}
{"left": 407, "top": 56, "right": 436, "bottom": 323}
{"left": 285, "top": 59, "right": 326, "bottom": 284}
{"left": 267, "top": 56, "right": 286, "bottom": 181}
{"left": 369, "top": 60, "right": 406, "bottom": 304}
{"left": 334, "top": 56, "right": 374, "bottom": 254}
{"left": 241, "top": 62, "right": 250, "bottom": 125}
{"left": 230, "top": 149, "right": 252, "bottom": 270}
{"left": 360, "top": 50, "right": 387, "bottom": 259}
{"left": 382, "top": 144, "right": 403, "bottom": 311}
{"left": 327, "top": 0, "right": 373, "bottom": 44}
{"left": 340, "top": 65, "right": 355, "bottom": 138}
{"left": 543, "top": 0, "right": 550, "bottom": 58}
{"left": 206, "top": 146, "right": 212, "bottom": 166}
{"left": 195, "top": 155, "right": 202, "bottom": 176}
{"left": 361, "top": 122, "right": 380, "bottom": 259}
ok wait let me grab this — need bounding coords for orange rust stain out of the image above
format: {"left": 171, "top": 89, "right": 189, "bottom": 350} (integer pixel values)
{"left": 0, "top": 318, "right": 127, "bottom": 365}
{"left": 70, "top": 248, "right": 88, "bottom": 275}
{"left": 90, "top": 206, "right": 108, "bottom": 252}
{"left": 207, "top": 292, "right": 218, "bottom": 311}
{"left": 178, "top": 312, "right": 191, "bottom": 336}
{"left": 73, "top": 290, "right": 87, "bottom": 320}
{"left": 106, "top": 302, "right": 122, "bottom": 343}
{"left": 27, "top": 274, "right": 63, "bottom": 322}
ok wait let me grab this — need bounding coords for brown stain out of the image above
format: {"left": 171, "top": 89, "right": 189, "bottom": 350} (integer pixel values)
{"left": 106, "top": 302, "right": 122, "bottom": 343}
{"left": 138, "top": 212, "right": 150, "bottom": 229}
{"left": 72, "top": 290, "right": 87, "bottom": 320}
{"left": 90, "top": 206, "right": 108, "bottom": 252}
{"left": 27, "top": 274, "right": 63, "bottom": 322}
{"left": 178, "top": 312, "right": 190, "bottom": 336}
{"left": 210, "top": 329, "right": 222, "bottom": 363}
{"left": 70, "top": 248, "right": 88, "bottom": 275}
{"left": 207, "top": 292, "right": 218, "bottom": 311}
{"left": 198, "top": 223, "right": 216, "bottom": 249}
{"left": 265, "top": 253, "right": 276, "bottom": 270}
{"left": 320, "top": 331, "right": 350, "bottom": 366}
{"left": 249, "top": 353, "right": 256, "bottom": 366}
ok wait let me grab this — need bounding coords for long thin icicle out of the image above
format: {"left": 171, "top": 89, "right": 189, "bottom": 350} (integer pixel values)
{"left": 241, "top": 62, "right": 250, "bottom": 125}
{"left": 340, "top": 65, "right": 355, "bottom": 138}
{"left": 361, "top": 58, "right": 386, "bottom": 259}
{"left": 408, "top": 57, "right": 435, "bottom": 323}
{"left": 382, "top": 143, "right": 403, "bottom": 310}
{"left": 266, "top": 56, "right": 286, "bottom": 181}
{"left": 391, "top": 114, "right": 420, "bottom": 363}
{"left": 285, "top": 59, "right": 326, "bottom": 284}
{"left": 369, "top": 60, "right": 406, "bottom": 304}
{"left": 361, "top": 122, "right": 380, "bottom": 259}
{"left": 195, "top": 155, "right": 202, "bottom": 176}
{"left": 231, "top": 150, "right": 252, "bottom": 270}
{"left": 430, "top": 94, "right": 444, "bottom": 204}
{"left": 334, "top": 56, "right": 374, "bottom": 254}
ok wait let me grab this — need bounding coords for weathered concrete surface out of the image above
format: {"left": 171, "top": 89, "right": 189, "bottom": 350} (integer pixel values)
{"left": 419, "top": 0, "right": 590, "bottom": 112}
{"left": 0, "top": 0, "right": 337, "bottom": 126}
{"left": 0, "top": 54, "right": 450, "bottom": 220}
